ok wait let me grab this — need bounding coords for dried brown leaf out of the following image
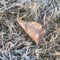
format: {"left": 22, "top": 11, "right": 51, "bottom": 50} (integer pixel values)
{"left": 17, "top": 17, "right": 45, "bottom": 45}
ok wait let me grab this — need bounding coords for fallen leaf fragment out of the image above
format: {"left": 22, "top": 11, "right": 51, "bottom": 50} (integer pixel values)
{"left": 17, "top": 17, "right": 45, "bottom": 45}
{"left": 53, "top": 52, "right": 60, "bottom": 56}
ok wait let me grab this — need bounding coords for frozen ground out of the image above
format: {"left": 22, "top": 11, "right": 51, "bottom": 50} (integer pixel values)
{"left": 0, "top": 0, "right": 60, "bottom": 60}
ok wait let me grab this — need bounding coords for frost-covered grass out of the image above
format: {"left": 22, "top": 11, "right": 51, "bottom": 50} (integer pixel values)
{"left": 0, "top": 0, "right": 60, "bottom": 60}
